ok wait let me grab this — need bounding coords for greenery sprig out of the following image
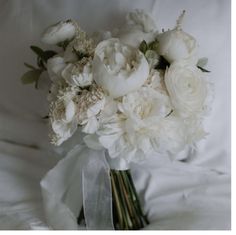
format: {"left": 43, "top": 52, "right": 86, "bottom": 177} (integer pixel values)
{"left": 21, "top": 46, "right": 56, "bottom": 89}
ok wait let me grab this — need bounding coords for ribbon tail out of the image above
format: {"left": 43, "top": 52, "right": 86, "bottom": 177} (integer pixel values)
{"left": 40, "top": 145, "right": 114, "bottom": 230}
{"left": 82, "top": 150, "right": 114, "bottom": 230}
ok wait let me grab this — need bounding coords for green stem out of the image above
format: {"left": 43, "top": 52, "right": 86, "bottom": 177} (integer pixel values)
{"left": 110, "top": 172, "right": 124, "bottom": 229}
{"left": 120, "top": 171, "right": 143, "bottom": 228}
{"left": 78, "top": 169, "right": 149, "bottom": 230}
{"left": 126, "top": 170, "right": 149, "bottom": 225}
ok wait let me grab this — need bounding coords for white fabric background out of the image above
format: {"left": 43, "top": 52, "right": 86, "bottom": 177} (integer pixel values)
{"left": 0, "top": 0, "right": 231, "bottom": 230}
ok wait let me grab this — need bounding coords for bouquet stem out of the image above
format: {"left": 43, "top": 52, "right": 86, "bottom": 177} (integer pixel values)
{"left": 78, "top": 169, "right": 149, "bottom": 230}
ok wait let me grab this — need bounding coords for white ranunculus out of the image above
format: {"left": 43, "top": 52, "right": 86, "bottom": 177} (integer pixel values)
{"left": 118, "top": 10, "right": 158, "bottom": 48}
{"left": 50, "top": 92, "right": 78, "bottom": 145}
{"left": 93, "top": 38, "right": 149, "bottom": 98}
{"left": 61, "top": 60, "right": 93, "bottom": 87}
{"left": 41, "top": 20, "right": 76, "bottom": 45}
{"left": 165, "top": 61, "right": 208, "bottom": 118}
{"left": 156, "top": 28, "right": 198, "bottom": 64}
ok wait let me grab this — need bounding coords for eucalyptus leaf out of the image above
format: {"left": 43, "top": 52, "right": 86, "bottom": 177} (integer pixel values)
{"left": 24, "top": 62, "right": 37, "bottom": 70}
{"left": 21, "top": 69, "right": 42, "bottom": 87}
{"left": 139, "top": 40, "right": 148, "bottom": 54}
{"left": 30, "top": 45, "right": 45, "bottom": 59}
{"left": 197, "top": 66, "right": 210, "bottom": 73}
{"left": 43, "top": 50, "right": 57, "bottom": 61}
{"left": 148, "top": 40, "right": 159, "bottom": 51}
{"left": 197, "top": 57, "right": 208, "bottom": 68}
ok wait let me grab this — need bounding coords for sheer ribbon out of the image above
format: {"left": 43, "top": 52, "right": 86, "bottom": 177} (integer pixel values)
{"left": 40, "top": 145, "right": 114, "bottom": 230}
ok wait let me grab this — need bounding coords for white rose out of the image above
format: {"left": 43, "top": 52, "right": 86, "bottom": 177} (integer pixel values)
{"left": 41, "top": 20, "right": 76, "bottom": 45}
{"left": 93, "top": 38, "right": 149, "bottom": 98}
{"left": 165, "top": 61, "right": 207, "bottom": 118}
{"left": 61, "top": 59, "right": 93, "bottom": 87}
{"left": 118, "top": 10, "right": 157, "bottom": 48}
{"left": 50, "top": 93, "right": 78, "bottom": 145}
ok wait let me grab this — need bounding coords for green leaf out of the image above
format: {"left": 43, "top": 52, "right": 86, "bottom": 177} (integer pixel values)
{"left": 139, "top": 40, "right": 148, "bottom": 54}
{"left": 57, "top": 40, "right": 71, "bottom": 50}
{"left": 43, "top": 50, "right": 57, "bottom": 61}
{"left": 30, "top": 46, "right": 56, "bottom": 63}
{"left": 24, "top": 62, "right": 37, "bottom": 70}
{"left": 197, "top": 66, "right": 211, "bottom": 73}
{"left": 148, "top": 40, "right": 159, "bottom": 51}
{"left": 21, "top": 69, "right": 42, "bottom": 87}
{"left": 30, "top": 45, "right": 45, "bottom": 58}
{"left": 197, "top": 57, "right": 208, "bottom": 68}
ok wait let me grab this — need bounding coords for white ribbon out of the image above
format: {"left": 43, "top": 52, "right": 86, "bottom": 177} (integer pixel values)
{"left": 40, "top": 145, "right": 114, "bottom": 230}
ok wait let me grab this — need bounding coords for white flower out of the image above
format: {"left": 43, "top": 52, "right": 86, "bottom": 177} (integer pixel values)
{"left": 61, "top": 58, "right": 93, "bottom": 87}
{"left": 118, "top": 10, "right": 158, "bottom": 48}
{"left": 118, "top": 87, "right": 171, "bottom": 123}
{"left": 49, "top": 90, "right": 78, "bottom": 145}
{"left": 85, "top": 87, "right": 175, "bottom": 163}
{"left": 152, "top": 116, "right": 188, "bottom": 155}
{"left": 41, "top": 20, "right": 76, "bottom": 45}
{"left": 47, "top": 56, "right": 68, "bottom": 102}
{"left": 156, "top": 11, "right": 198, "bottom": 63}
{"left": 156, "top": 28, "right": 197, "bottom": 64}
{"left": 126, "top": 9, "right": 157, "bottom": 33}
{"left": 63, "top": 29, "right": 95, "bottom": 63}
{"left": 144, "top": 69, "right": 167, "bottom": 94}
{"left": 47, "top": 56, "right": 66, "bottom": 82}
{"left": 93, "top": 38, "right": 149, "bottom": 98}
{"left": 77, "top": 85, "right": 105, "bottom": 134}
{"left": 184, "top": 118, "right": 207, "bottom": 144}
{"left": 164, "top": 61, "right": 208, "bottom": 118}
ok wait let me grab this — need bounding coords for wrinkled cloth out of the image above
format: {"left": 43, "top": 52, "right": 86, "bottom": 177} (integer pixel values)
{"left": 0, "top": 0, "right": 231, "bottom": 230}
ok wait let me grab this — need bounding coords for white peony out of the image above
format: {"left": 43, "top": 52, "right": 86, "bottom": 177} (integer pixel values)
{"left": 41, "top": 20, "right": 76, "bottom": 45}
{"left": 61, "top": 58, "right": 93, "bottom": 87}
{"left": 118, "top": 10, "right": 158, "bottom": 48}
{"left": 164, "top": 61, "right": 208, "bottom": 118}
{"left": 156, "top": 11, "right": 197, "bottom": 63}
{"left": 85, "top": 87, "right": 177, "bottom": 164}
{"left": 49, "top": 90, "right": 78, "bottom": 145}
{"left": 93, "top": 38, "right": 149, "bottom": 98}
{"left": 118, "top": 87, "right": 171, "bottom": 124}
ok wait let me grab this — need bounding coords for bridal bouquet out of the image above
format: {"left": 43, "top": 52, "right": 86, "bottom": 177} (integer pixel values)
{"left": 21, "top": 10, "right": 211, "bottom": 230}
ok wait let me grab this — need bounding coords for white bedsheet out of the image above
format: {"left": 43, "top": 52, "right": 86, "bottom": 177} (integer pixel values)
{"left": 0, "top": 0, "right": 231, "bottom": 230}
